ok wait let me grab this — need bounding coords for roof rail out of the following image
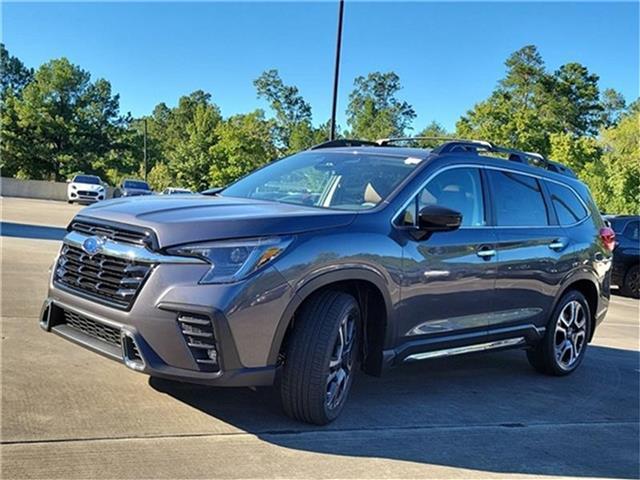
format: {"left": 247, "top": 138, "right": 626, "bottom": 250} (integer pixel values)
{"left": 310, "top": 136, "right": 577, "bottom": 178}
{"left": 376, "top": 136, "right": 492, "bottom": 148}
{"left": 310, "top": 139, "right": 379, "bottom": 150}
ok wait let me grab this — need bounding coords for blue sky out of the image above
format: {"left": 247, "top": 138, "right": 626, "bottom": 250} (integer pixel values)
{"left": 3, "top": 1, "right": 638, "bottom": 131}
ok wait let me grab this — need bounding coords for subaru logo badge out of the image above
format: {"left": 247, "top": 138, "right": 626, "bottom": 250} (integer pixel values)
{"left": 82, "top": 236, "right": 105, "bottom": 256}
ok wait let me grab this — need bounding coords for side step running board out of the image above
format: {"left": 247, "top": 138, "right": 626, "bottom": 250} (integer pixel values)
{"left": 404, "top": 337, "right": 526, "bottom": 363}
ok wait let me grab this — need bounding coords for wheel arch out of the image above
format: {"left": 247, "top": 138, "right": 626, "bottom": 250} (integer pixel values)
{"left": 268, "top": 268, "right": 393, "bottom": 376}
{"left": 554, "top": 274, "right": 600, "bottom": 341}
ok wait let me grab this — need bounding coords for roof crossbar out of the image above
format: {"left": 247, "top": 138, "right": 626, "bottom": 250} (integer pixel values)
{"left": 310, "top": 139, "right": 379, "bottom": 150}
{"left": 376, "top": 136, "right": 492, "bottom": 148}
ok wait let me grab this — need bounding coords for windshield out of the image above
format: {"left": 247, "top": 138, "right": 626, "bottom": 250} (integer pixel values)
{"left": 124, "top": 180, "right": 150, "bottom": 190}
{"left": 222, "top": 151, "right": 422, "bottom": 210}
{"left": 74, "top": 175, "right": 100, "bottom": 185}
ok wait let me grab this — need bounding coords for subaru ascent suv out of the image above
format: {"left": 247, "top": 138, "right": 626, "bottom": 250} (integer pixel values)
{"left": 41, "top": 138, "right": 614, "bottom": 425}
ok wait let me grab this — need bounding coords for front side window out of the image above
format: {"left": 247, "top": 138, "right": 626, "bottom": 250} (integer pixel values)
{"left": 489, "top": 170, "right": 549, "bottom": 227}
{"left": 547, "top": 182, "right": 588, "bottom": 225}
{"left": 399, "top": 168, "right": 485, "bottom": 227}
{"left": 222, "top": 151, "right": 422, "bottom": 211}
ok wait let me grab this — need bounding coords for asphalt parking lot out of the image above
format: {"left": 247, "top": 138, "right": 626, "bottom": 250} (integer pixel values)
{"left": 1, "top": 196, "right": 639, "bottom": 479}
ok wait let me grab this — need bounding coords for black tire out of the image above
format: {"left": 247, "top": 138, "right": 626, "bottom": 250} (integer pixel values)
{"left": 67, "top": 200, "right": 73, "bottom": 204}
{"left": 280, "top": 290, "right": 360, "bottom": 425}
{"left": 621, "top": 265, "right": 640, "bottom": 299}
{"left": 527, "top": 290, "right": 591, "bottom": 376}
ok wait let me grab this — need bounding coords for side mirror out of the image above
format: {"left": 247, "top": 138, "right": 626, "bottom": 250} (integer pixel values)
{"left": 66, "top": 179, "right": 71, "bottom": 183}
{"left": 418, "top": 205, "right": 462, "bottom": 232}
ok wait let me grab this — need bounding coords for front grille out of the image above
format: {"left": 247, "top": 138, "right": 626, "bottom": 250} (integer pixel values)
{"left": 54, "top": 244, "right": 153, "bottom": 309}
{"left": 63, "top": 309, "right": 121, "bottom": 347}
{"left": 178, "top": 313, "right": 219, "bottom": 372}
{"left": 77, "top": 191, "right": 98, "bottom": 197}
{"left": 70, "top": 221, "right": 149, "bottom": 246}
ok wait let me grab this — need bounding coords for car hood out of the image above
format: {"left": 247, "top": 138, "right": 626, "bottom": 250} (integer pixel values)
{"left": 77, "top": 195, "right": 356, "bottom": 248}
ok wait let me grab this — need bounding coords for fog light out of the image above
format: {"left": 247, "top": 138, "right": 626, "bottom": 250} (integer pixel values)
{"left": 207, "top": 348, "right": 218, "bottom": 363}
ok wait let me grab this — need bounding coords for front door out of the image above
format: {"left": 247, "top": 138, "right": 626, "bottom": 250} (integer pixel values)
{"left": 396, "top": 167, "right": 498, "bottom": 352}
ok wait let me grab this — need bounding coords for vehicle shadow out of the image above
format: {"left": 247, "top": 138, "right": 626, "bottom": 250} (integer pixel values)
{"left": 149, "top": 345, "right": 639, "bottom": 478}
{"left": 0, "top": 221, "right": 66, "bottom": 240}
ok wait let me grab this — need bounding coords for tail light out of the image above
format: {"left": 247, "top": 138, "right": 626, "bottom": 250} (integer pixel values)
{"left": 599, "top": 227, "right": 616, "bottom": 252}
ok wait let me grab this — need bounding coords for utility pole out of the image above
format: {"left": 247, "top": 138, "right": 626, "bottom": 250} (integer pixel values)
{"left": 143, "top": 118, "right": 148, "bottom": 181}
{"left": 329, "top": 0, "right": 345, "bottom": 141}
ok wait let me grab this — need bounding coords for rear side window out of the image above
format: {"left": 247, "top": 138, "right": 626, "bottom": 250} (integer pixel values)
{"left": 546, "top": 182, "right": 589, "bottom": 225}
{"left": 488, "top": 170, "right": 549, "bottom": 226}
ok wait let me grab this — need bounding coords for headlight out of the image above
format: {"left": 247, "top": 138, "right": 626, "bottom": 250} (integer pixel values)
{"left": 98, "top": 186, "right": 105, "bottom": 192}
{"left": 168, "top": 237, "right": 293, "bottom": 284}
{"left": 71, "top": 185, "right": 77, "bottom": 190}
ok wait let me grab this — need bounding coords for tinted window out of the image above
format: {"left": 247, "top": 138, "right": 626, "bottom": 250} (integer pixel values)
{"left": 489, "top": 170, "right": 548, "bottom": 226}
{"left": 547, "top": 182, "right": 588, "bottom": 225}
{"left": 73, "top": 175, "right": 100, "bottom": 185}
{"left": 400, "top": 168, "right": 485, "bottom": 227}
{"left": 624, "top": 221, "right": 639, "bottom": 241}
{"left": 124, "top": 180, "right": 150, "bottom": 190}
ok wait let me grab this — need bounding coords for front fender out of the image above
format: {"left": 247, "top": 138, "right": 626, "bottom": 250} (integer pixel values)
{"left": 266, "top": 265, "right": 394, "bottom": 365}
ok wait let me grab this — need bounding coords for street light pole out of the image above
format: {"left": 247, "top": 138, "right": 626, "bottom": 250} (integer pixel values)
{"left": 143, "top": 118, "right": 148, "bottom": 181}
{"left": 329, "top": 0, "right": 345, "bottom": 141}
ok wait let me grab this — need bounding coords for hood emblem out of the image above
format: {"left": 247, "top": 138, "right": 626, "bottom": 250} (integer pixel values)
{"left": 81, "top": 236, "right": 105, "bottom": 256}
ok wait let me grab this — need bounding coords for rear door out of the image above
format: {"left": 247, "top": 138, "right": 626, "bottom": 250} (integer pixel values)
{"left": 487, "top": 169, "right": 573, "bottom": 332}
{"left": 396, "top": 166, "right": 498, "bottom": 348}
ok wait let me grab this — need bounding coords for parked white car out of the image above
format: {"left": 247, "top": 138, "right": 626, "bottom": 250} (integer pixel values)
{"left": 67, "top": 174, "right": 106, "bottom": 204}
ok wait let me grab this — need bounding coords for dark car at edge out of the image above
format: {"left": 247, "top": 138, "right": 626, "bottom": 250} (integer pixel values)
{"left": 41, "top": 138, "right": 614, "bottom": 424}
{"left": 605, "top": 214, "right": 639, "bottom": 298}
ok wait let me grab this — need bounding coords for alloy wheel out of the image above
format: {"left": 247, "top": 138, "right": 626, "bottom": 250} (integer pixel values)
{"left": 554, "top": 300, "right": 587, "bottom": 370}
{"left": 326, "top": 310, "right": 357, "bottom": 411}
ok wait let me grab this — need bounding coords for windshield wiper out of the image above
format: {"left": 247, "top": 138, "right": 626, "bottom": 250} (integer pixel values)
{"left": 201, "top": 187, "right": 225, "bottom": 196}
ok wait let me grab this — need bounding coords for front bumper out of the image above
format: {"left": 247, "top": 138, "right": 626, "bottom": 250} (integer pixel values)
{"left": 69, "top": 191, "right": 105, "bottom": 202}
{"left": 41, "top": 259, "right": 294, "bottom": 387}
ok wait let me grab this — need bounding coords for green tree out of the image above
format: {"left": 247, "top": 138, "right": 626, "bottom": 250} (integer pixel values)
{"left": 346, "top": 72, "right": 416, "bottom": 140}
{"left": 139, "top": 91, "right": 222, "bottom": 190}
{"left": 147, "top": 162, "right": 174, "bottom": 191}
{"left": 599, "top": 88, "right": 627, "bottom": 128}
{"left": 254, "top": 69, "right": 312, "bottom": 152}
{"left": 0, "top": 57, "right": 125, "bottom": 180}
{"left": 209, "top": 110, "right": 277, "bottom": 187}
{"left": 457, "top": 45, "right": 607, "bottom": 155}
{"left": 413, "top": 121, "right": 450, "bottom": 147}
{"left": 552, "top": 62, "right": 602, "bottom": 136}
{"left": 597, "top": 107, "right": 640, "bottom": 214}
{"left": 0, "top": 43, "right": 33, "bottom": 96}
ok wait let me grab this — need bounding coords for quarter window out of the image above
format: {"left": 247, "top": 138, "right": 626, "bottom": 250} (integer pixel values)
{"left": 624, "top": 221, "right": 639, "bottom": 241}
{"left": 547, "top": 182, "right": 588, "bottom": 225}
{"left": 489, "top": 170, "right": 549, "bottom": 226}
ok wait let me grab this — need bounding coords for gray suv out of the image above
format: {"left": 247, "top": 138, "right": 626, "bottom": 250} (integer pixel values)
{"left": 41, "top": 138, "right": 614, "bottom": 425}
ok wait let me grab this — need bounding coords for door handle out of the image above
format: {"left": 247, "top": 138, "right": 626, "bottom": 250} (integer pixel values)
{"left": 476, "top": 248, "right": 496, "bottom": 259}
{"left": 548, "top": 240, "right": 567, "bottom": 251}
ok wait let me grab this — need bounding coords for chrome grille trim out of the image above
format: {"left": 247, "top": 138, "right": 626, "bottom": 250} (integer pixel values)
{"left": 71, "top": 221, "right": 148, "bottom": 245}
{"left": 54, "top": 244, "right": 153, "bottom": 309}
{"left": 62, "top": 231, "right": 205, "bottom": 265}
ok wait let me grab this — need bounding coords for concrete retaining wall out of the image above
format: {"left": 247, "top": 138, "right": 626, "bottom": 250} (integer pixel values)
{"left": 0, "top": 177, "right": 114, "bottom": 201}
